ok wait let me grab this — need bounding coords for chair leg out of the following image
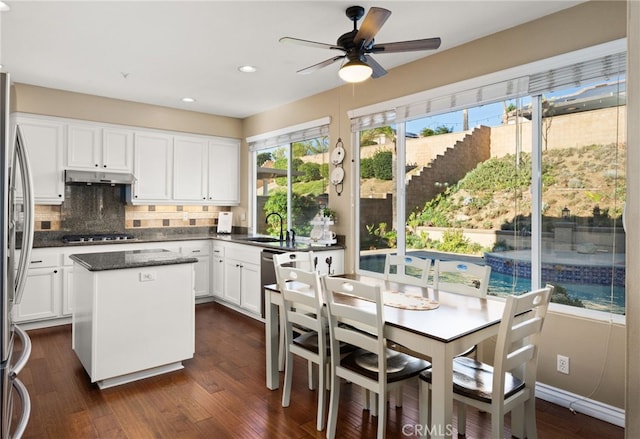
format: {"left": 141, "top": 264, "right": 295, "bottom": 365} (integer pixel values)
{"left": 395, "top": 385, "right": 403, "bottom": 407}
{"left": 523, "top": 398, "right": 538, "bottom": 439}
{"left": 512, "top": 403, "right": 525, "bottom": 438}
{"left": 326, "top": 375, "right": 340, "bottom": 439}
{"left": 457, "top": 402, "right": 467, "bottom": 436}
{"left": 377, "top": 390, "right": 387, "bottom": 439}
{"left": 316, "top": 361, "right": 327, "bottom": 431}
{"left": 491, "top": 406, "right": 505, "bottom": 439}
{"left": 278, "top": 314, "right": 286, "bottom": 372}
{"left": 281, "top": 350, "right": 293, "bottom": 407}
{"left": 418, "top": 380, "right": 431, "bottom": 431}
{"left": 308, "top": 361, "right": 317, "bottom": 390}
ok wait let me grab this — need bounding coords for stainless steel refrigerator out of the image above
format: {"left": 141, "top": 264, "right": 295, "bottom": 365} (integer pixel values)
{"left": 1, "top": 72, "right": 34, "bottom": 438}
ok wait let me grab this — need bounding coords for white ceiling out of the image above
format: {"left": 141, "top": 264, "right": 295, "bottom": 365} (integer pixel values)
{"left": 0, "top": 1, "right": 584, "bottom": 119}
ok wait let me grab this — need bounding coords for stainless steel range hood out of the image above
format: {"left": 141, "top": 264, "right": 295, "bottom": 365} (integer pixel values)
{"left": 65, "top": 170, "right": 136, "bottom": 185}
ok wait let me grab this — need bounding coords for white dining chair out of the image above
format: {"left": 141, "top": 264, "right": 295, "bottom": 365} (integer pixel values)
{"left": 322, "top": 276, "right": 431, "bottom": 439}
{"left": 276, "top": 264, "right": 329, "bottom": 431}
{"left": 433, "top": 259, "right": 491, "bottom": 298}
{"left": 418, "top": 285, "right": 553, "bottom": 438}
{"left": 273, "top": 251, "right": 316, "bottom": 379}
{"left": 434, "top": 259, "right": 492, "bottom": 360}
{"left": 383, "top": 254, "right": 432, "bottom": 287}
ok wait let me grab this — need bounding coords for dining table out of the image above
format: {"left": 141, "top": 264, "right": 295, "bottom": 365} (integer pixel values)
{"left": 264, "top": 273, "right": 507, "bottom": 438}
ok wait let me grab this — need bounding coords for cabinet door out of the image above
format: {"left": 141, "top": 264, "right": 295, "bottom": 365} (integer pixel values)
{"left": 66, "top": 123, "right": 101, "bottom": 170}
{"left": 240, "top": 262, "right": 261, "bottom": 315}
{"left": 132, "top": 132, "right": 173, "bottom": 202}
{"left": 15, "top": 118, "right": 65, "bottom": 203}
{"left": 212, "top": 256, "right": 225, "bottom": 299}
{"left": 224, "top": 259, "right": 242, "bottom": 306}
{"left": 102, "top": 128, "right": 134, "bottom": 172}
{"left": 208, "top": 139, "right": 240, "bottom": 205}
{"left": 173, "top": 136, "right": 208, "bottom": 201}
{"left": 13, "top": 266, "right": 61, "bottom": 322}
{"left": 190, "top": 256, "right": 210, "bottom": 298}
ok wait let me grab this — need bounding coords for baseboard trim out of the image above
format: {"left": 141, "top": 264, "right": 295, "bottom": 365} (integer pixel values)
{"left": 536, "top": 382, "right": 625, "bottom": 428}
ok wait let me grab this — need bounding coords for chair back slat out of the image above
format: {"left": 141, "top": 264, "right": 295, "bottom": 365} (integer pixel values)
{"left": 384, "top": 254, "right": 432, "bottom": 287}
{"left": 433, "top": 260, "right": 491, "bottom": 298}
{"left": 274, "top": 251, "right": 315, "bottom": 284}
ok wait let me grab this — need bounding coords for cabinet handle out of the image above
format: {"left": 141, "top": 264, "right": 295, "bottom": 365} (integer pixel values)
{"left": 58, "top": 194, "right": 62, "bottom": 197}
{"left": 53, "top": 270, "right": 58, "bottom": 274}
{"left": 94, "top": 164, "right": 99, "bottom": 167}
{"left": 103, "top": 165, "right": 107, "bottom": 168}
{"left": 192, "top": 250, "right": 201, "bottom": 253}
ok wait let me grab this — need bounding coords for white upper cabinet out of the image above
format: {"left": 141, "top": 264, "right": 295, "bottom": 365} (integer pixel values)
{"left": 173, "top": 136, "right": 240, "bottom": 205}
{"left": 67, "top": 124, "right": 133, "bottom": 172}
{"left": 173, "top": 136, "right": 208, "bottom": 201}
{"left": 14, "top": 116, "right": 65, "bottom": 204}
{"left": 131, "top": 131, "right": 173, "bottom": 202}
{"left": 102, "top": 128, "right": 134, "bottom": 172}
{"left": 208, "top": 139, "right": 240, "bottom": 205}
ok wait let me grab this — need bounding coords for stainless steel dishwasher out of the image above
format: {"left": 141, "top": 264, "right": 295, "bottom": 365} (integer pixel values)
{"left": 260, "top": 248, "right": 285, "bottom": 318}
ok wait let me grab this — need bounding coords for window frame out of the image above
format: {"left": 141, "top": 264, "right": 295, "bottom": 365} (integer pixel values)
{"left": 351, "top": 39, "right": 627, "bottom": 324}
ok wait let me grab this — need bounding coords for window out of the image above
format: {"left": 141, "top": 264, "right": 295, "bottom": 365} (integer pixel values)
{"left": 249, "top": 119, "right": 330, "bottom": 238}
{"left": 354, "top": 42, "right": 626, "bottom": 316}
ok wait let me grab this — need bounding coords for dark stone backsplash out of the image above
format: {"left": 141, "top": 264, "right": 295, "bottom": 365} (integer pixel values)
{"left": 62, "top": 185, "right": 126, "bottom": 233}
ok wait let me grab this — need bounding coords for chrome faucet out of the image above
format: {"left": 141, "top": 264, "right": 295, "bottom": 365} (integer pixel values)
{"left": 265, "top": 212, "right": 284, "bottom": 242}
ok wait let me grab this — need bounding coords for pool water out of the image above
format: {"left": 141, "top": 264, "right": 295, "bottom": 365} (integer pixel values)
{"left": 359, "top": 253, "right": 625, "bottom": 315}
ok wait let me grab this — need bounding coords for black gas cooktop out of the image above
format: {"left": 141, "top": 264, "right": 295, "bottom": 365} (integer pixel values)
{"left": 62, "top": 233, "right": 135, "bottom": 244}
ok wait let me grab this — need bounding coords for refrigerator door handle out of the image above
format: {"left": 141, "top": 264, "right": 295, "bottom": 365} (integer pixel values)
{"left": 11, "top": 325, "right": 31, "bottom": 376}
{"left": 10, "top": 377, "right": 31, "bottom": 439}
{"left": 13, "top": 126, "right": 34, "bottom": 305}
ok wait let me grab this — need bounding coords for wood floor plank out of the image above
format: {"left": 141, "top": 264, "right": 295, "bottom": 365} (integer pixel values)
{"left": 12, "top": 302, "right": 624, "bottom": 438}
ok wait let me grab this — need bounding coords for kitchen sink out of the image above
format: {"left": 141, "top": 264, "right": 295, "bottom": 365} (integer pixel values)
{"left": 244, "top": 237, "right": 282, "bottom": 243}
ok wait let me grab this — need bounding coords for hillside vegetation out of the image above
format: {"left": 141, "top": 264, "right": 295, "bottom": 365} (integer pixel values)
{"left": 409, "top": 143, "right": 625, "bottom": 232}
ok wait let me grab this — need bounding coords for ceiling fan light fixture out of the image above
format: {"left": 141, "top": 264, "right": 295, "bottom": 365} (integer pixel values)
{"left": 338, "top": 59, "right": 372, "bottom": 83}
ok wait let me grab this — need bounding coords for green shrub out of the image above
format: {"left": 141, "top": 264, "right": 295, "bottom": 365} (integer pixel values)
{"left": 372, "top": 149, "right": 393, "bottom": 180}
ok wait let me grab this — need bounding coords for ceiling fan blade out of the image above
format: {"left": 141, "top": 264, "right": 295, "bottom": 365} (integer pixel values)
{"left": 363, "top": 55, "right": 387, "bottom": 79}
{"left": 279, "top": 36, "right": 344, "bottom": 52}
{"left": 354, "top": 7, "right": 391, "bottom": 48}
{"left": 370, "top": 37, "right": 442, "bottom": 54}
{"left": 297, "top": 56, "right": 345, "bottom": 75}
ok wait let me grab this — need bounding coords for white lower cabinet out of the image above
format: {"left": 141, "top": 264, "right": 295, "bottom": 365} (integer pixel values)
{"left": 223, "top": 243, "right": 261, "bottom": 315}
{"left": 211, "top": 244, "right": 225, "bottom": 299}
{"left": 180, "top": 241, "right": 211, "bottom": 298}
{"left": 12, "top": 249, "right": 62, "bottom": 322}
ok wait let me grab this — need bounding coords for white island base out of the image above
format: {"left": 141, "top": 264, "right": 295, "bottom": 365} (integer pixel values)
{"left": 71, "top": 250, "right": 196, "bottom": 389}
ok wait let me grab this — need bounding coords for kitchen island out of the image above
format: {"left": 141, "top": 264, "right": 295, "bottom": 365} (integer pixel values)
{"left": 70, "top": 249, "right": 197, "bottom": 389}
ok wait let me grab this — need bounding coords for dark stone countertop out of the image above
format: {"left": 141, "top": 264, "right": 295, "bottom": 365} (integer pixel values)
{"left": 33, "top": 227, "right": 345, "bottom": 252}
{"left": 69, "top": 249, "right": 197, "bottom": 271}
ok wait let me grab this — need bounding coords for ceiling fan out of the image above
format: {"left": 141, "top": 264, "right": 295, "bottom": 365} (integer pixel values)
{"left": 280, "top": 5, "right": 441, "bottom": 83}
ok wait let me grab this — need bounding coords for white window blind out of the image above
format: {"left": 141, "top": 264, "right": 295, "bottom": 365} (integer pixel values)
{"left": 350, "top": 109, "right": 397, "bottom": 132}
{"left": 528, "top": 52, "right": 626, "bottom": 94}
{"left": 349, "top": 45, "right": 626, "bottom": 132}
{"left": 247, "top": 117, "right": 330, "bottom": 152}
{"left": 396, "top": 77, "right": 529, "bottom": 123}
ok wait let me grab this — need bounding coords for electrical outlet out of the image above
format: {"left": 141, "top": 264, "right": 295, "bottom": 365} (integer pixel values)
{"left": 183, "top": 212, "right": 188, "bottom": 221}
{"left": 557, "top": 354, "right": 570, "bottom": 374}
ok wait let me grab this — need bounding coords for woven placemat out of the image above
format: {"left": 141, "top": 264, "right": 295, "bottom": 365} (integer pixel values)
{"left": 383, "top": 290, "right": 439, "bottom": 310}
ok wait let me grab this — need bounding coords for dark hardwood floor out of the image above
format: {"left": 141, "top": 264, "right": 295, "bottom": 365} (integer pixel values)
{"left": 14, "top": 302, "right": 624, "bottom": 438}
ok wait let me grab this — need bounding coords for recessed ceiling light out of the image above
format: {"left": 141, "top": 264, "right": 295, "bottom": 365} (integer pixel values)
{"left": 238, "top": 65, "right": 257, "bottom": 73}
{"left": 181, "top": 97, "right": 196, "bottom": 103}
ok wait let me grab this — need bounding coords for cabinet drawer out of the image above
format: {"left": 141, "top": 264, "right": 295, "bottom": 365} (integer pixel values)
{"left": 180, "top": 242, "right": 211, "bottom": 256}
{"left": 212, "top": 244, "right": 225, "bottom": 258}
{"left": 26, "top": 252, "right": 60, "bottom": 268}
{"left": 226, "top": 244, "right": 260, "bottom": 265}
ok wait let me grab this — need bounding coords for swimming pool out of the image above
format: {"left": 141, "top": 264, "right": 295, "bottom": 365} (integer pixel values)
{"left": 359, "top": 251, "right": 625, "bottom": 315}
